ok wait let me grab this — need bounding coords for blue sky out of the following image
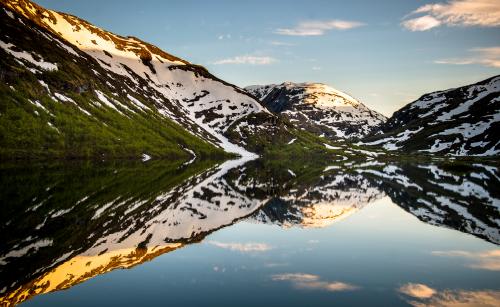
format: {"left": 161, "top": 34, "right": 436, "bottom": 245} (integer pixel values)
{"left": 37, "top": 0, "right": 499, "bottom": 116}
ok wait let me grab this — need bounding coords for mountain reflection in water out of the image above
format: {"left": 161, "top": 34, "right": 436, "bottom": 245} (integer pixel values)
{"left": 0, "top": 157, "right": 498, "bottom": 306}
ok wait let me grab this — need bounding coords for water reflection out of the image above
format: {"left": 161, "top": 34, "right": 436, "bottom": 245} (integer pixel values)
{"left": 398, "top": 282, "right": 500, "bottom": 306}
{"left": 271, "top": 273, "right": 359, "bottom": 292}
{"left": 357, "top": 162, "right": 500, "bottom": 244}
{"left": 0, "top": 157, "right": 499, "bottom": 305}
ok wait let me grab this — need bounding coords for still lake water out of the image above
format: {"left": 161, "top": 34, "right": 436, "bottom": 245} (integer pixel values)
{"left": 0, "top": 157, "right": 499, "bottom": 306}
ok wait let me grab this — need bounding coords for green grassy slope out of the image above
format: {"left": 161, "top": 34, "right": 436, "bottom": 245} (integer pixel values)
{"left": 0, "top": 6, "right": 227, "bottom": 161}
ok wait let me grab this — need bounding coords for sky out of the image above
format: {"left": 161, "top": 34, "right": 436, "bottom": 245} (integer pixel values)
{"left": 36, "top": 0, "right": 500, "bottom": 116}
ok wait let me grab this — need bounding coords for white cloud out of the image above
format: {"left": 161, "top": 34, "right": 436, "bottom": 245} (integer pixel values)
{"left": 403, "top": 0, "right": 500, "bottom": 31}
{"left": 432, "top": 249, "right": 500, "bottom": 271}
{"left": 312, "top": 66, "right": 322, "bottom": 71}
{"left": 271, "top": 273, "right": 358, "bottom": 292}
{"left": 275, "top": 20, "right": 365, "bottom": 36}
{"left": 402, "top": 15, "right": 442, "bottom": 31}
{"left": 212, "top": 55, "right": 276, "bottom": 65}
{"left": 434, "top": 46, "right": 500, "bottom": 68}
{"left": 208, "top": 241, "right": 272, "bottom": 252}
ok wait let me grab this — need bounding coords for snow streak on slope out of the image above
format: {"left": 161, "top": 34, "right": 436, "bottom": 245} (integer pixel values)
{"left": 246, "top": 82, "right": 386, "bottom": 139}
{"left": 0, "top": 39, "right": 58, "bottom": 71}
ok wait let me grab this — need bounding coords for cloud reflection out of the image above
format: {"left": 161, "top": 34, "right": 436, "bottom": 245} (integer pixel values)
{"left": 432, "top": 250, "right": 500, "bottom": 271}
{"left": 208, "top": 241, "right": 272, "bottom": 252}
{"left": 399, "top": 283, "right": 437, "bottom": 298}
{"left": 399, "top": 282, "right": 500, "bottom": 306}
{"left": 272, "top": 273, "right": 358, "bottom": 292}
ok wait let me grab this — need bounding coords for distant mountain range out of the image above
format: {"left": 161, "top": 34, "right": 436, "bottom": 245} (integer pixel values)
{"left": 0, "top": 0, "right": 498, "bottom": 159}
{"left": 246, "top": 77, "right": 499, "bottom": 157}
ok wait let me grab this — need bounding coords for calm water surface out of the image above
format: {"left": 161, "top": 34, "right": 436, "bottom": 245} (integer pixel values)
{"left": 0, "top": 157, "right": 499, "bottom": 306}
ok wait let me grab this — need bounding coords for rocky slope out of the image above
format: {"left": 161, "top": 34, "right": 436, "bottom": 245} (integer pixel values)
{"left": 245, "top": 82, "right": 386, "bottom": 140}
{"left": 360, "top": 75, "right": 500, "bottom": 156}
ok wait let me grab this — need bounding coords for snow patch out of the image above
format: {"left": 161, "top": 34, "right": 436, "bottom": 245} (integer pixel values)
{"left": 0, "top": 40, "right": 58, "bottom": 71}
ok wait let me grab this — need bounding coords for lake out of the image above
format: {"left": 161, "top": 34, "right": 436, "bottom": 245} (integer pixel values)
{"left": 1, "top": 157, "right": 499, "bottom": 306}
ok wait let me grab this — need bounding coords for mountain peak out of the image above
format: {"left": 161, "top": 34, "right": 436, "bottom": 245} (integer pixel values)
{"left": 245, "top": 82, "right": 386, "bottom": 139}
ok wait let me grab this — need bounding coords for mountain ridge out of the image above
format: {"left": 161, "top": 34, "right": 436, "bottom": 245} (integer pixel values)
{"left": 360, "top": 75, "right": 500, "bottom": 156}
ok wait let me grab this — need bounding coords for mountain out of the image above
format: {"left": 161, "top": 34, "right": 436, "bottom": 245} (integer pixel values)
{"left": 245, "top": 82, "right": 387, "bottom": 140}
{"left": 2, "top": 0, "right": 334, "bottom": 160}
{"left": 360, "top": 75, "right": 500, "bottom": 156}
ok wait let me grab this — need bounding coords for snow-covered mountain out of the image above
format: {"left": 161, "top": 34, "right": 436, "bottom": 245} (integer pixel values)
{"left": 361, "top": 76, "right": 500, "bottom": 156}
{"left": 245, "top": 82, "right": 387, "bottom": 140}
{"left": 1, "top": 0, "right": 271, "bottom": 159}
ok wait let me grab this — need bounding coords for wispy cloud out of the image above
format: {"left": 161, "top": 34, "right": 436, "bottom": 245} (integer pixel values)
{"left": 402, "top": 0, "right": 500, "bottom": 31}
{"left": 398, "top": 283, "right": 500, "bottom": 307}
{"left": 269, "top": 41, "right": 296, "bottom": 46}
{"left": 275, "top": 20, "right": 365, "bottom": 36}
{"left": 217, "top": 34, "right": 231, "bottom": 40}
{"left": 208, "top": 241, "right": 272, "bottom": 252}
{"left": 432, "top": 249, "right": 500, "bottom": 271}
{"left": 264, "top": 262, "right": 289, "bottom": 268}
{"left": 212, "top": 55, "right": 276, "bottom": 65}
{"left": 271, "top": 273, "right": 358, "bottom": 292}
{"left": 435, "top": 46, "right": 500, "bottom": 68}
